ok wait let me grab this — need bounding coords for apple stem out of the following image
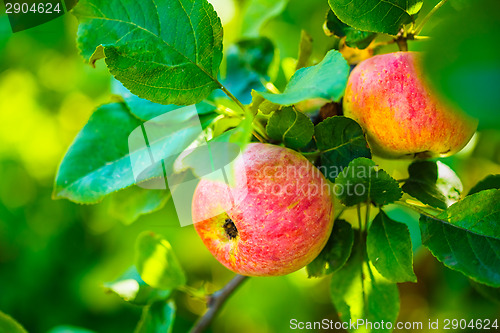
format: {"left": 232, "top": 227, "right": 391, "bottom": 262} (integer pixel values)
{"left": 190, "top": 274, "right": 249, "bottom": 333}
{"left": 396, "top": 37, "right": 408, "bottom": 52}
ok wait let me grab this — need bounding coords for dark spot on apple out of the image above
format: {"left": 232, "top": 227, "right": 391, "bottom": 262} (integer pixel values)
{"left": 223, "top": 218, "right": 238, "bottom": 240}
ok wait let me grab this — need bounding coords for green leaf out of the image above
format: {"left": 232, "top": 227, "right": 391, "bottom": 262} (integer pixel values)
{"left": 468, "top": 175, "right": 500, "bottom": 196}
{"left": 420, "top": 189, "right": 500, "bottom": 287}
{"left": 54, "top": 103, "right": 141, "bottom": 203}
{"left": 402, "top": 161, "right": 463, "bottom": 210}
{"left": 330, "top": 237, "right": 399, "bottom": 333}
{"left": 328, "top": 0, "right": 423, "bottom": 35}
{"left": 218, "top": 37, "right": 275, "bottom": 104}
{"left": 296, "top": 30, "right": 313, "bottom": 70}
{"left": 241, "top": 0, "right": 289, "bottom": 38}
{"left": 307, "top": 219, "right": 354, "bottom": 277}
{"left": 323, "top": 9, "right": 377, "bottom": 49}
{"left": 109, "top": 187, "right": 171, "bottom": 225}
{"left": 367, "top": 211, "right": 417, "bottom": 283}
{"left": 135, "top": 231, "right": 186, "bottom": 290}
{"left": 314, "top": 116, "right": 371, "bottom": 181}
{"left": 73, "top": 0, "right": 223, "bottom": 105}
{"left": 259, "top": 50, "right": 349, "bottom": 106}
{"left": 0, "top": 311, "right": 27, "bottom": 333}
{"left": 104, "top": 266, "right": 171, "bottom": 305}
{"left": 113, "top": 80, "right": 217, "bottom": 121}
{"left": 266, "top": 108, "right": 314, "bottom": 149}
{"left": 334, "top": 157, "right": 402, "bottom": 206}
{"left": 135, "top": 301, "right": 176, "bottom": 333}
{"left": 249, "top": 90, "right": 280, "bottom": 115}
{"left": 54, "top": 103, "right": 211, "bottom": 204}
{"left": 335, "top": 158, "right": 402, "bottom": 207}
{"left": 422, "top": 0, "right": 500, "bottom": 130}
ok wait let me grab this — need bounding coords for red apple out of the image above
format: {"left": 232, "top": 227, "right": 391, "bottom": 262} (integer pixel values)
{"left": 192, "top": 143, "right": 333, "bottom": 276}
{"left": 343, "top": 52, "right": 477, "bottom": 158}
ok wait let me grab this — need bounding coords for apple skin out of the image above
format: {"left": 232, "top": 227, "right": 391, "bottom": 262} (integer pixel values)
{"left": 192, "top": 143, "right": 333, "bottom": 277}
{"left": 343, "top": 52, "right": 477, "bottom": 159}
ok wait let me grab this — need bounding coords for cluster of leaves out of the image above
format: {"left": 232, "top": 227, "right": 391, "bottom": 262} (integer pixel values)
{"left": 13, "top": 0, "right": 494, "bottom": 332}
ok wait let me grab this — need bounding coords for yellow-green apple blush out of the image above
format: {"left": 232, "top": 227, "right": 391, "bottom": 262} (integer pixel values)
{"left": 343, "top": 52, "right": 477, "bottom": 159}
{"left": 192, "top": 143, "right": 333, "bottom": 276}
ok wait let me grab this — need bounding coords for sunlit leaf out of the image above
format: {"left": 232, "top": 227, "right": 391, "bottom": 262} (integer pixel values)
{"left": 54, "top": 103, "right": 212, "bottom": 204}
{"left": 259, "top": 50, "right": 349, "bottom": 106}
{"left": 104, "top": 266, "right": 171, "bottom": 305}
{"left": 74, "top": 0, "right": 223, "bottom": 105}
{"left": 420, "top": 189, "right": 500, "bottom": 287}
{"left": 334, "top": 158, "right": 402, "bottom": 206}
{"left": 135, "top": 232, "right": 186, "bottom": 290}
{"left": 108, "top": 187, "right": 171, "bottom": 225}
{"left": 367, "top": 211, "right": 417, "bottom": 283}
{"left": 328, "top": 0, "right": 423, "bottom": 35}
{"left": 402, "top": 161, "right": 463, "bottom": 209}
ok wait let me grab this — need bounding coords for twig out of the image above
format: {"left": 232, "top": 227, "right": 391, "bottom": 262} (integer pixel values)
{"left": 395, "top": 201, "right": 438, "bottom": 219}
{"left": 413, "top": 0, "right": 449, "bottom": 35}
{"left": 190, "top": 274, "right": 249, "bottom": 333}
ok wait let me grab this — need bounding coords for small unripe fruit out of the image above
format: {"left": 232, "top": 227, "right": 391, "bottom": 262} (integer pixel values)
{"left": 343, "top": 52, "right": 477, "bottom": 159}
{"left": 192, "top": 143, "right": 333, "bottom": 276}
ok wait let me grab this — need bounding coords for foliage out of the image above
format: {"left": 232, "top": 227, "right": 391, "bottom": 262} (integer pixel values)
{"left": 1, "top": 0, "right": 500, "bottom": 332}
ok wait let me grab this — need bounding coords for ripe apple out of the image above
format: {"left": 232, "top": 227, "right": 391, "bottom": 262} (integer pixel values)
{"left": 192, "top": 143, "right": 333, "bottom": 276}
{"left": 343, "top": 52, "right": 477, "bottom": 158}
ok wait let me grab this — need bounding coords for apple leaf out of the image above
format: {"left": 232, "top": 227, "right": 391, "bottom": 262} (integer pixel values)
{"left": 402, "top": 161, "right": 463, "bottom": 210}
{"left": 422, "top": 0, "right": 500, "bottom": 130}
{"left": 266, "top": 108, "right": 314, "bottom": 149}
{"left": 296, "top": 30, "right": 313, "bottom": 70}
{"left": 249, "top": 90, "right": 280, "bottom": 115}
{"left": 0, "top": 311, "right": 27, "bottom": 333}
{"left": 334, "top": 158, "right": 402, "bottom": 207}
{"left": 241, "top": 0, "right": 289, "bottom": 38}
{"left": 307, "top": 219, "right": 354, "bottom": 277}
{"left": 54, "top": 103, "right": 142, "bottom": 204}
{"left": 323, "top": 9, "right": 377, "bottom": 49}
{"left": 259, "top": 50, "right": 349, "bottom": 106}
{"left": 54, "top": 103, "right": 213, "bottom": 204}
{"left": 420, "top": 189, "right": 500, "bottom": 287}
{"left": 135, "top": 301, "right": 176, "bottom": 333}
{"left": 217, "top": 37, "right": 275, "bottom": 104}
{"left": 112, "top": 80, "right": 216, "bottom": 121}
{"left": 367, "top": 211, "right": 417, "bottom": 283}
{"left": 328, "top": 0, "right": 423, "bottom": 35}
{"left": 73, "top": 0, "right": 223, "bottom": 105}
{"left": 330, "top": 236, "right": 399, "bottom": 333}
{"left": 108, "top": 187, "right": 171, "bottom": 225}
{"left": 104, "top": 266, "right": 171, "bottom": 305}
{"left": 135, "top": 232, "right": 186, "bottom": 290}
{"left": 314, "top": 116, "right": 371, "bottom": 181}
{"left": 468, "top": 175, "right": 500, "bottom": 196}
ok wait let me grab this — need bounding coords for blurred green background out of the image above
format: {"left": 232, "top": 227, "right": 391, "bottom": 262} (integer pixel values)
{"left": 0, "top": 0, "right": 499, "bottom": 332}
